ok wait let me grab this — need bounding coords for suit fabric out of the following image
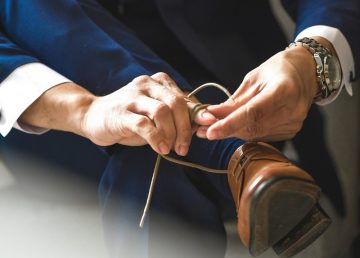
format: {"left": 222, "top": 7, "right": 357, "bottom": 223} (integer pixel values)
{"left": 0, "top": 0, "right": 359, "bottom": 257}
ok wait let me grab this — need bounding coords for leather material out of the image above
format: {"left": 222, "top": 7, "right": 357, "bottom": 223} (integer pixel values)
{"left": 227, "top": 142, "right": 317, "bottom": 248}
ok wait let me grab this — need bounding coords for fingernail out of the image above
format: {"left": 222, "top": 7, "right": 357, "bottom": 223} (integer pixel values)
{"left": 178, "top": 144, "right": 188, "bottom": 156}
{"left": 196, "top": 129, "right": 207, "bottom": 139}
{"left": 158, "top": 142, "right": 170, "bottom": 155}
{"left": 201, "top": 111, "right": 214, "bottom": 120}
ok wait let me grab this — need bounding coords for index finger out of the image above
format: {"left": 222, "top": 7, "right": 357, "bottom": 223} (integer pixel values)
{"left": 206, "top": 91, "right": 283, "bottom": 140}
{"left": 150, "top": 73, "right": 193, "bottom": 156}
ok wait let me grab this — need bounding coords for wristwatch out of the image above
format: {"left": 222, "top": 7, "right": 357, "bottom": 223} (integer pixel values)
{"left": 288, "top": 37, "right": 342, "bottom": 102}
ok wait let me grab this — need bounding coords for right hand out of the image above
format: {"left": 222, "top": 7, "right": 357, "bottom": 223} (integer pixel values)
{"left": 81, "top": 73, "right": 216, "bottom": 156}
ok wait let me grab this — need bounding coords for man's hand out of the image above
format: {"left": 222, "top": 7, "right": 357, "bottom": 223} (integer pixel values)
{"left": 20, "top": 72, "right": 216, "bottom": 156}
{"left": 200, "top": 42, "right": 323, "bottom": 142}
{"left": 82, "top": 73, "right": 216, "bottom": 155}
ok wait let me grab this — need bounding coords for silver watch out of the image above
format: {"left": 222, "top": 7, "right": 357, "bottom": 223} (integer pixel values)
{"left": 288, "top": 37, "right": 342, "bottom": 102}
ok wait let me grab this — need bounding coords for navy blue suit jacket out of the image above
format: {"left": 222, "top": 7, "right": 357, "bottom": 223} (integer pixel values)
{"left": 0, "top": 0, "right": 359, "bottom": 93}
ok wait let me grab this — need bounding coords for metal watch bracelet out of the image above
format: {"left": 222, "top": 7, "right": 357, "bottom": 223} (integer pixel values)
{"left": 287, "top": 37, "right": 334, "bottom": 102}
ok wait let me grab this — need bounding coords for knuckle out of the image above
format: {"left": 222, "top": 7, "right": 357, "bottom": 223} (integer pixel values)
{"left": 134, "top": 116, "right": 150, "bottom": 129}
{"left": 153, "top": 103, "right": 170, "bottom": 118}
{"left": 152, "top": 72, "right": 170, "bottom": 81}
{"left": 147, "top": 128, "right": 162, "bottom": 139}
{"left": 241, "top": 75, "right": 252, "bottom": 87}
{"left": 123, "top": 101, "right": 135, "bottom": 111}
{"left": 242, "top": 70, "right": 257, "bottom": 86}
{"left": 133, "top": 75, "right": 151, "bottom": 85}
{"left": 146, "top": 130, "right": 164, "bottom": 145}
{"left": 168, "top": 95, "right": 186, "bottom": 109}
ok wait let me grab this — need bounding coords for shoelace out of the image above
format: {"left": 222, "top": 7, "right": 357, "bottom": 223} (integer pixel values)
{"left": 139, "top": 82, "right": 233, "bottom": 227}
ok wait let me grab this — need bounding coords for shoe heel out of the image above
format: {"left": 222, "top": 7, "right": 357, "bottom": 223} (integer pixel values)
{"left": 248, "top": 178, "right": 320, "bottom": 256}
{"left": 272, "top": 204, "right": 331, "bottom": 258}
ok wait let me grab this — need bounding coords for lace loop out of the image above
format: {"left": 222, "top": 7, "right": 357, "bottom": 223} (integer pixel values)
{"left": 139, "top": 82, "right": 232, "bottom": 227}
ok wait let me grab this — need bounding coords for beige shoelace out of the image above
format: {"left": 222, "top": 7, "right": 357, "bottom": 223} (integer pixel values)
{"left": 139, "top": 82, "right": 233, "bottom": 227}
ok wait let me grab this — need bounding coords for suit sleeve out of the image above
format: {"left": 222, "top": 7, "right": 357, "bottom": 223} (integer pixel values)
{"left": 282, "top": 0, "right": 360, "bottom": 80}
{"left": 0, "top": 30, "right": 39, "bottom": 81}
{"left": 0, "top": 0, "right": 191, "bottom": 96}
{"left": 0, "top": 29, "right": 71, "bottom": 136}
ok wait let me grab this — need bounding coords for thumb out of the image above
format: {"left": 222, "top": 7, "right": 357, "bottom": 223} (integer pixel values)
{"left": 207, "top": 99, "right": 238, "bottom": 119}
{"left": 193, "top": 109, "right": 217, "bottom": 126}
{"left": 186, "top": 100, "right": 217, "bottom": 126}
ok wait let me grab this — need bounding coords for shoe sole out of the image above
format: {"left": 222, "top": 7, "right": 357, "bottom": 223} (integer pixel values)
{"left": 272, "top": 204, "right": 331, "bottom": 258}
{"left": 248, "top": 177, "right": 321, "bottom": 256}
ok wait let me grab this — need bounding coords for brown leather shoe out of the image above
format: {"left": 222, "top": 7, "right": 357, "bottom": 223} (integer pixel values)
{"left": 227, "top": 142, "right": 331, "bottom": 257}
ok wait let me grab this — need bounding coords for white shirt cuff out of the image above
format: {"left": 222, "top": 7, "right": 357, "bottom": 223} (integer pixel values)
{"left": 0, "top": 63, "right": 71, "bottom": 137}
{"left": 295, "top": 25, "right": 356, "bottom": 105}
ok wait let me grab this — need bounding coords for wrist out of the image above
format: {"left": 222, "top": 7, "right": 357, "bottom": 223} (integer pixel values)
{"left": 286, "top": 37, "right": 342, "bottom": 102}
{"left": 45, "top": 82, "right": 96, "bottom": 138}
{"left": 66, "top": 85, "right": 97, "bottom": 138}
{"left": 283, "top": 44, "right": 319, "bottom": 98}
{"left": 20, "top": 82, "right": 96, "bottom": 137}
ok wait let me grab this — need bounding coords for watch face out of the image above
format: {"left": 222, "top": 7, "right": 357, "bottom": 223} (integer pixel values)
{"left": 325, "top": 55, "right": 342, "bottom": 91}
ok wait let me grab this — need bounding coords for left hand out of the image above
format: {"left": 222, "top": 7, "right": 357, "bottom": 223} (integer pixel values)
{"left": 199, "top": 44, "right": 320, "bottom": 142}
